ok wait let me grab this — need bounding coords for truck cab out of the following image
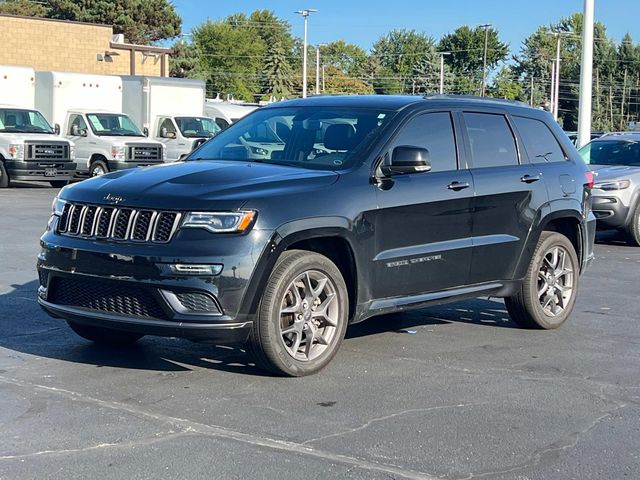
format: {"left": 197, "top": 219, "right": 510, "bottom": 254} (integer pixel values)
{"left": 0, "top": 66, "right": 75, "bottom": 188}
{"left": 65, "top": 109, "right": 165, "bottom": 176}
{"left": 155, "top": 115, "right": 220, "bottom": 161}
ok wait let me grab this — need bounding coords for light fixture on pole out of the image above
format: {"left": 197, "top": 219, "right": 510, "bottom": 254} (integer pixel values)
{"left": 438, "top": 52, "right": 451, "bottom": 94}
{"left": 479, "top": 23, "right": 492, "bottom": 97}
{"left": 577, "top": 0, "right": 594, "bottom": 148}
{"left": 316, "top": 43, "right": 326, "bottom": 95}
{"left": 294, "top": 8, "right": 318, "bottom": 99}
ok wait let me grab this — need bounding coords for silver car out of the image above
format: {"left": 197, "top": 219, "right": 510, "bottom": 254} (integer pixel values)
{"left": 579, "top": 133, "right": 640, "bottom": 246}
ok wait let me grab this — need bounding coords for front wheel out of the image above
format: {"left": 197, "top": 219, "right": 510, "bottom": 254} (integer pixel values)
{"left": 505, "top": 232, "right": 579, "bottom": 329}
{"left": 67, "top": 321, "right": 144, "bottom": 346}
{"left": 49, "top": 180, "right": 69, "bottom": 188}
{"left": 248, "top": 250, "right": 349, "bottom": 376}
{"left": 0, "top": 161, "right": 9, "bottom": 188}
{"left": 624, "top": 204, "right": 640, "bottom": 247}
{"left": 89, "top": 159, "right": 108, "bottom": 177}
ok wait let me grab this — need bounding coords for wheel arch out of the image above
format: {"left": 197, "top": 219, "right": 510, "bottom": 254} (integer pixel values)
{"left": 240, "top": 219, "right": 361, "bottom": 322}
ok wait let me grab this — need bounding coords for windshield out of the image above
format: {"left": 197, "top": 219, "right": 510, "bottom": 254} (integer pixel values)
{"left": 0, "top": 108, "right": 54, "bottom": 134}
{"left": 86, "top": 113, "right": 144, "bottom": 137}
{"left": 579, "top": 140, "right": 640, "bottom": 166}
{"left": 175, "top": 116, "right": 221, "bottom": 138}
{"left": 190, "top": 106, "right": 393, "bottom": 171}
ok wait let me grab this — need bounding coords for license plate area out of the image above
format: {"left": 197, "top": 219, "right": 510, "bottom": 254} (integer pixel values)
{"left": 45, "top": 168, "right": 58, "bottom": 177}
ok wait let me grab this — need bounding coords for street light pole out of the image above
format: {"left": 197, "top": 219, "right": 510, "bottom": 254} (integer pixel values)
{"left": 439, "top": 52, "right": 450, "bottom": 94}
{"left": 295, "top": 9, "right": 318, "bottom": 99}
{"left": 577, "top": 0, "right": 595, "bottom": 148}
{"left": 479, "top": 24, "right": 492, "bottom": 97}
{"left": 554, "top": 34, "right": 562, "bottom": 120}
{"left": 316, "top": 43, "right": 326, "bottom": 95}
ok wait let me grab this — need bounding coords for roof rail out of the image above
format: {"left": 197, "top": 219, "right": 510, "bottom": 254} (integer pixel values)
{"left": 423, "top": 94, "right": 530, "bottom": 107}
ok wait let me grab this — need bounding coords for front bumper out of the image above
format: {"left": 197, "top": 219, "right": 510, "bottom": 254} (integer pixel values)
{"left": 591, "top": 195, "right": 630, "bottom": 229}
{"left": 6, "top": 160, "right": 76, "bottom": 181}
{"left": 110, "top": 160, "right": 164, "bottom": 171}
{"left": 37, "top": 222, "right": 274, "bottom": 342}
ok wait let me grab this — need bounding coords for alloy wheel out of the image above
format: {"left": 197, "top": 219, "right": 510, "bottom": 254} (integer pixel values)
{"left": 278, "top": 270, "right": 340, "bottom": 361}
{"left": 537, "top": 245, "right": 574, "bottom": 317}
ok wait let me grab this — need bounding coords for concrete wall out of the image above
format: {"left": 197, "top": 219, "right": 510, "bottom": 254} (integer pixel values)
{"left": 0, "top": 15, "right": 169, "bottom": 76}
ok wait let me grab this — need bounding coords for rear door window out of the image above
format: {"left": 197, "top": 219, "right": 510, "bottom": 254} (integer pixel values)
{"left": 463, "top": 112, "right": 518, "bottom": 168}
{"left": 513, "top": 116, "right": 567, "bottom": 163}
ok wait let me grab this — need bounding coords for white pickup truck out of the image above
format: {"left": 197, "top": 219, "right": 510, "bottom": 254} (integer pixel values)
{"left": 35, "top": 71, "right": 165, "bottom": 177}
{"left": 0, "top": 65, "right": 75, "bottom": 188}
{"left": 122, "top": 76, "right": 219, "bottom": 161}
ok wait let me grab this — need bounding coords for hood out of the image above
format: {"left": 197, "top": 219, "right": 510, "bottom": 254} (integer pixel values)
{"left": 61, "top": 160, "right": 339, "bottom": 210}
{"left": 104, "top": 137, "right": 163, "bottom": 146}
{"left": 0, "top": 132, "right": 72, "bottom": 144}
{"left": 591, "top": 164, "right": 640, "bottom": 181}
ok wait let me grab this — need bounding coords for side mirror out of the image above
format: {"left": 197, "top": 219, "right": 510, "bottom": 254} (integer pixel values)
{"left": 143, "top": 127, "right": 149, "bottom": 137}
{"left": 161, "top": 128, "right": 176, "bottom": 139}
{"left": 54, "top": 123, "right": 60, "bottom": 135}
{"left": 380, "top": 146, "right": 432, "bottom": 176}
{"left": 70, "top": 125, "right": 80, "bottom": 136}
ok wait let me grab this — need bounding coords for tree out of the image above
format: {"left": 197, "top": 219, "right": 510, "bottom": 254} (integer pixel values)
{"left": 0, "top": 0, "right": 48, "bottom": 16}
{"left": 169, "top": 40, "right": 200, "bottom": 78}
{"left": 264, "top": 41, "right": 294, "bottom": 98}
{"left": 371, "top": 29, "right": 438, "bottom": 94}
{"left": 439, "top": 26, "right": 509, "bottom": 76}
{"left": 321, "top": 40, "right": 368, "bottom": 78}
{"left": 322, "top": 66, "right": 374, "bottom": 95}
{"left": 488, "top": 66, "right": 522, "bottom": 100}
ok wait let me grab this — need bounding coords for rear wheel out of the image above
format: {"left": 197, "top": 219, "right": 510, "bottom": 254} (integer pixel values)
{"left": 89, "top": 159, "right": 108, "bottom": 177}
{"left": 67, "top": 321, "right": 144, "bottom": 345}
{"left": 505, "top": 231, "right": 579, "bottom": 329}
{"left": 624, "top": 204, "right": 640, "bottom": 246}
{"left": 49, "top": 180, "right": 69, "bottom": 188}
{"left": 248, "top": 250, "right": 349, "bottom": 376}
{"left": 0, "top": 161, "right": 9, "bottom": 188}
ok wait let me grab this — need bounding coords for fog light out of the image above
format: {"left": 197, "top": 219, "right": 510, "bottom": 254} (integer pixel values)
{"left": 170, "top": 264, "right": 223, "bottom": 276}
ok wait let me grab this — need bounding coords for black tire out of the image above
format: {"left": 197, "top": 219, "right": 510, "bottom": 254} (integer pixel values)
{"left": 0, "top": 160, "right": 9, "bottom": 188}
{"left": 505, "top": 231, "right": 579, "bottom": 329}
{"left": 89, "top": 159, "right": 109, "bottom": 177}
{"left": 624, "top": 203, "right": 640, "bottom": 247}
{"left": 49, "top": 180, "right": 69, "bottom": 188}
{"left": 248, "top": 250, "right": 349, "bottom": 376}
{"left": 67, "top": 321, "right": 144, "bottom": 345}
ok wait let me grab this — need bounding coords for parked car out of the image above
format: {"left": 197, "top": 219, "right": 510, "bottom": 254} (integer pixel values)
{"left": 0, "top": 65, "right": 75, "bottom": 188}
{"left": 204, "top": 99, "right": 259, "bottom": 131}
{"left": 35, "top": 71, "right": 165, "bottom": 177}
{"left": 565, "top": 131, "right": 603, "bottom": 146}
{"left": 578, "top": 132, "right": 640, "bottom": 245}
{"left": 37, "top": 95, "right": 596, "bottom": 376}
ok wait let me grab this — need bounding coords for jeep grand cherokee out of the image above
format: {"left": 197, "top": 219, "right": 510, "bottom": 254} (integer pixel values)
{"left": 37, "top": 95, "right": 596, "bottom": 376}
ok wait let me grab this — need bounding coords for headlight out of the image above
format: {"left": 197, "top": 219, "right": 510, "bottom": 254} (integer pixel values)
{"left": 69, "top": 145, "right": 75, "bottom": 160}
{"left": 182, "top": 211, "right": 256, "bottom": 233}
{"left": 51, "top": 195, "right": 66, "bottom": 216}
{"left": 8, "top": 143, "right": 24, "bottom": 160}
{"left": 111, "top": 145, "right": 126, "bottom": 161}
{"left": 162, "top": 145, "right": 167, "bottom": 161}
{"left": 593, "top": 179, "right": 631, "bottom": 191}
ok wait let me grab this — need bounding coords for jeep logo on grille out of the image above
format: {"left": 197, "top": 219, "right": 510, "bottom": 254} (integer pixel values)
{"left": 103, "top": 193, "right": 125, "bottom": 205}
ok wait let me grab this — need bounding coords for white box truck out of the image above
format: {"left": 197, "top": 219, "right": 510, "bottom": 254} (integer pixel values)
{"left": 121, "top": 76, "right": 219, "bottom": 161}
{"left": 204, "top": 99, "right": 259, "bottom": 131}
{"left": 35, "top": 71, "right": 165, "bottom": 177}
{"left": 0, "top": 65, "right": 75, "bottom": 188}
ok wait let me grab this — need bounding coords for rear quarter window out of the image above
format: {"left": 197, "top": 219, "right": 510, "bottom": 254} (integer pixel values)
{"left": 513, "top": 116, "right": 567, "bottom": 164}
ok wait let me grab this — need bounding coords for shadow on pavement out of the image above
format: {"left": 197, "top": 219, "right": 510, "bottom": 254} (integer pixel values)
{"left": 0, "top": 279, "right": 516, "bottom": 375}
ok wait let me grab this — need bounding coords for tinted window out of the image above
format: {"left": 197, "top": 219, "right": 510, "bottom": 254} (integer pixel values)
{"left": 514, "top": 116, "right": 566, "bottom": 163}
{"left": 158, "top": 118, "right": 176, "bottom": 136}
{"left": 390, "top": 112, "right": 457, "bottom": 172}
{"left": 579, "top": 140, "right": 640, "bottom": 166}
{"left": 463, "top": 113, "right": 518, "bottom": 168}
{"left": 193, "top": 107, "right": 392, "bottom": 171}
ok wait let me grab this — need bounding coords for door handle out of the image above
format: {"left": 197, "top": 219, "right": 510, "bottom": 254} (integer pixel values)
{"left": 521, "top": 174, "right": 541, "bottom": 183}
{"left": 447, "top": 181, "right": 471, "bottom": 191}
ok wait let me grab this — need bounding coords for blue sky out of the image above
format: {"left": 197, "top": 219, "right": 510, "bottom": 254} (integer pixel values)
{"left": 173, "top": 0, "right": 639, "bottom": 51}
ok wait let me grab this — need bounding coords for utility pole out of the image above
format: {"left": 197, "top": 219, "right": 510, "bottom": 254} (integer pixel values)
{"left": 577, "top": 0, "right": 594, "bottom": 148}
{"left": 295, "top": 9, "right": 318, "bottom": 99}
{"left": 530, "top": 74, "right": 535, "bottom": 106}
{"left": 479, "top": 24, "right": 492, "bottom": 97}
{"left": 315, "top": 43, "right": 326, "bottom": 95}
{"left": 550, "top": 61, "right": 556, "bottom": 113}
{"left": 621, "top": 68, "right": 628, "bottom": 130}
{"left": 439, "top": 52, "right": 450, "bottom": 94}
{"left": 322, "top": 65, "right": 325, "bottom": 92}
{"left": 554, "top": 34, "right": 561, "bottom": 120}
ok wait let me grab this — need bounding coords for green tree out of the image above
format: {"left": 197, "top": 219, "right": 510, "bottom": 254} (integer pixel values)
{"left": 169, "top": 40, "right": 200, "bottom": 78}
{"left": 264, "top": 41, "right": 294, "bottom": 98}
{"left": 321, "top": 40, "right": 368, "bottom": 78}
{"left": 371, "top": 29, "right": 437, "bottom": 94}
{"left": 0, "top": 0, "right": 48, "bottom": 16}
{"left": 488, "top": 66, "right": 522, "bottom": 100}
{"left": 322, "top": 66, "right": 374, "bottom": 95}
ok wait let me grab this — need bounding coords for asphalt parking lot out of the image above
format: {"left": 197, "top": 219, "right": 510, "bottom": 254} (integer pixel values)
{"left": 1, "top": 184, "right": 639, "bottom": 480}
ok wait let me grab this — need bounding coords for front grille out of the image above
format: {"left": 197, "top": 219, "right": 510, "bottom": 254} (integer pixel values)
{"left": 127, "top": 145, "right": 162, "bottom": 162}
{"left": 38, "top": 269, "right": 50, "bottom": 288}
{"left": 49, "top": 276, "right": 167, "bottom": 320}
{"left": 175, "top": 292, "right": 220, "bottom": 314}
{"left": 25, "top": 142, "right": 70, "bottom": 161}
{"left": 58, "top": 203, "right": 181, "bottom": 243}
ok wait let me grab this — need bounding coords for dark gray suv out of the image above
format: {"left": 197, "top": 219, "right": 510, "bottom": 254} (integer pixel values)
{"left": 37, "top": 95, "right": 596, "bottom": 376}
